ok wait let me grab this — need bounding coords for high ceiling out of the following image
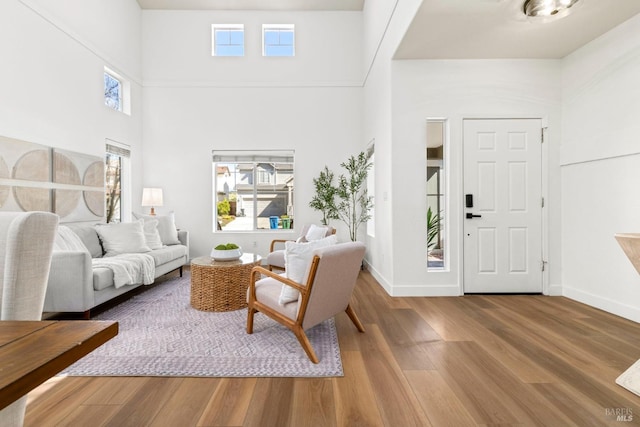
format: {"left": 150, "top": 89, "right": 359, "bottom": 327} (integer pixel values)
{"left": 137, "top": 0, "right": 640, "bottom": 59}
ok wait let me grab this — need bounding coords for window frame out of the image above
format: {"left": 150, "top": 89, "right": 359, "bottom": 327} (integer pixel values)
{"left": 104, "top": 67, "right": 131, "bottom": 115}
{"left": 212, "top": 24, "right": 245, "bottom": 57}
{"left": 262, "top": 24, "right": 295, "bottom": 57}
{"left": 105, "top": 140, "right": 132, "bottom": 224}
{"left": 213, "top": 150, "right": 295, "bottom": 232}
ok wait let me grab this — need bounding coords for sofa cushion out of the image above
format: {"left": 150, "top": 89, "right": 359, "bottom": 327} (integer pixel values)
{"left": 133, "top": 212, "right": 180, "bottom": 245}
{"left": 95, "top": 220, "right": 151, "bottom": 257}
{"left": 92, "top": 267, "right": 114, "bottom": 291}
{"left": 54, "top": 226, "right": 90, "bottom": 253}
{"left": 149, "top": 245, "right": 188, "bottom": 267}
{"left": 142, "top": 219, "right": 164, "bottom": 250}
{"left": 66, "top": 224, "right": 103, "bottom": 258}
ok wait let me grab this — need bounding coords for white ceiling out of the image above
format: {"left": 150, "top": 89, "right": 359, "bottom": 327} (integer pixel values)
{"left": 137, "top": 0, "right": 640, "bottom": 59}
{"left": 395, "top": 0, "right": 640, "bottom": 59}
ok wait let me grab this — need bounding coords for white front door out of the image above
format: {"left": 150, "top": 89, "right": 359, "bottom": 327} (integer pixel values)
{"left": 463, "top": 119, "right": 543, "bottom": 293}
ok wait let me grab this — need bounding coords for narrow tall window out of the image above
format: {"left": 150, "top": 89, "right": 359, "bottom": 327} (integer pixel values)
{"left": 106, "top": 142, "right": 131, "bottom": 223}
{"left": 427, "top": 119, "right": 447, "bottom": 270}
{"left": 262, "top": 24, "right": 295, "bottom": 57}
{"left": 213, "top": 150, "right": 294, "bottom": 232}
{"left": 212, "top": 24, "right": 245, "bottom": 57}
{"left": 366, "top": 143, "right": 375, "bottom": 237}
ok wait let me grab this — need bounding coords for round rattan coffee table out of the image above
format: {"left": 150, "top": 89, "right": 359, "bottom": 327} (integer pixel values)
{"left": 190, "top": 253, "right": 262, "bottom": 312}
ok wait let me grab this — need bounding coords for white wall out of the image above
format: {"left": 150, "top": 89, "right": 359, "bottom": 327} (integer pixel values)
{"left": 361, "top": 0, "right": 422, "bottom": 290}
{"left": 561, "top": 13, "right": 640, "bottom": 322}
{"left": 0, "top": 0, "right": 143, "bottom": 210}
{"left": 389, "top": 60, "right": 563, "bottom": 296}
{"left": 142, "top": 10, "right": 363, "bottom": 259}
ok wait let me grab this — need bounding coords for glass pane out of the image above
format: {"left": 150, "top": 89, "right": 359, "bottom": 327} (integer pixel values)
{"left": 279, "top": 30, "right": 294, "bottom": 45}
{"left": 215, "top": 29, "right": 230, "bottom": 44}
{"left": 215, "top": 161, "right": 294, "bottom": 231}
{"left": 104, "top": 73, "right": 121, "bottom": 111}
{"left": 264, "top": 30, "right": 279, "bottom": 45}
{"left": 266, "top": 45, "right": 294, "bottom": 57}
{"left": 105, "top": 153, "right": 122, "bottom": 223}
{"left": 229, "top": 29, "right": 244, "bottom": 45}
{"left": 216, "top": 45, "right": 244, "bottom": 56}
{"left": 427, "top": 120, "right": 445, "bottom": 270}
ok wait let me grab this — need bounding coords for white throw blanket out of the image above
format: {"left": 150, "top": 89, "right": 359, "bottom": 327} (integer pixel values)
{"left": 92, "top": 253, "right": 156, "bottom": 289}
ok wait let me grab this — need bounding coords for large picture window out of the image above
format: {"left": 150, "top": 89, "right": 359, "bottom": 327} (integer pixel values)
{"left": 213, "top": 150, "right": 294, "bottom": 231}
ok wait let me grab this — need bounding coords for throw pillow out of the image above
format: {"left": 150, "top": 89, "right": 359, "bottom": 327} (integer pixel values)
{"left": 305, "top": 224, "right": 328, "bottom": 241}
{"left": 142, "top": 219, "right": 164, "bottom": 250}
{"left": 133, "top": 211, "right": 180, "bottom": 245}
{"left": 95, "top": 219, "right": 151, "bottom": 257}
{"left": 279, "top": 234, "right": 338, "bottom": 305}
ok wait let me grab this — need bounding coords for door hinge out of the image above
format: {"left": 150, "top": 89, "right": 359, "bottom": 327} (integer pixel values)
{"left": 541, "top": 197, "right": 545, "bottom": 208}
{"left": 541, "top": 128, "right": 545, "bottom": 143}
{"left": 541, "top": 260, "right": 548, "bottom": 272}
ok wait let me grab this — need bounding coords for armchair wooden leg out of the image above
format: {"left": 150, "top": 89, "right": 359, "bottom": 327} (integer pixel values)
{"left": 247, "top": 307, "right": 256, "bottom": 334}
{"left": 345, "top": 304, "right": 365, "bottom": 333}
{"left": 293, "top": 326, "right": 319, "bottom": 364}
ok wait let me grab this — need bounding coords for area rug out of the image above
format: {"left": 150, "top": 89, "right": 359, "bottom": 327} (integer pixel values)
{"left": 616, "top": 359, "right": 640, "bottom": 396}
{"left": 60, "top": 274, "right": 343, "bottom": 377}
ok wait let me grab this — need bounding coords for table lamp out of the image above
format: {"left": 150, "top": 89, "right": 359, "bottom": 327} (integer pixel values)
{"left": 141, "top": 188, "right": 163, "bottom": 216}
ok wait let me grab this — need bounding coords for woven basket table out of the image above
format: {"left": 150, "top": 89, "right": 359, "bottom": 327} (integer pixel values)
{"left": 190, "top": 253, "right": 262, "bottom": 312}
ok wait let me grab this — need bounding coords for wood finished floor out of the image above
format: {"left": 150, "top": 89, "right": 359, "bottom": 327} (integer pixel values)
{"left": 25, "top": 270, "right": 640, "bottom": 426}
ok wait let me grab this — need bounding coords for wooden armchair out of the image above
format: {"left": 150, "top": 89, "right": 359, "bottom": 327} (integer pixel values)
{"left": 247, "top": 241, "right": 366, "bottom": 363}
{"left": 266, "top": 224, "right": 335, "bottom": 271}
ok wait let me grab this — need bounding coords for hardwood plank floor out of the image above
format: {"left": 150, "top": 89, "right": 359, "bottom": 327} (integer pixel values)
{"left": 24, "top": 271, "right": 640, "bottom": 426}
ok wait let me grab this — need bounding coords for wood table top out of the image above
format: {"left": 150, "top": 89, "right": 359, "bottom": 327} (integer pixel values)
{"left": 0, "top": 320, "right": 118, "bottom": 410}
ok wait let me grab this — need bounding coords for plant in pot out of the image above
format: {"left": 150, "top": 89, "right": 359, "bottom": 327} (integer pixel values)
{"left": 309, "top": 166, "right": 338, "bottom": 226}
{"left": 335, "top": 151, "right": 374, "bottom": 242}
{"left": 211, "top": 242, "right": 243, "bottom": 261}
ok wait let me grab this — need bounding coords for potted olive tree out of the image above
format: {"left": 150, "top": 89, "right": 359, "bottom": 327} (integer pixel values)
{"left": 309, "top": 152, "right": 373, "bottom": 242}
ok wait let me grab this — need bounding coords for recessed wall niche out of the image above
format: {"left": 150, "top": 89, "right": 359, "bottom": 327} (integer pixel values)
{"left": 0, "top": 136, "right": 105, "bottom": 221}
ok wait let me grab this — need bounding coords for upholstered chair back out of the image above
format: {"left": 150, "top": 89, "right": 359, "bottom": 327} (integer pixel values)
{"left": 300, "top": 241, "right": 366, "bottom": 330}
{"left": 0, "top": 211, "right": 59, "bottom": 427}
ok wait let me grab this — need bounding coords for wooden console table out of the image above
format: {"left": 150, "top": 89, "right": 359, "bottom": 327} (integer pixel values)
{"left": 0, "top": 320, "right": 118, "bottom": 410}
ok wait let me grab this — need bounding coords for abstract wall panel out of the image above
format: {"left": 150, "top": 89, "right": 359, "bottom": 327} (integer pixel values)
{"left": 0, "top": 136, "right": 105, "bottom": 221}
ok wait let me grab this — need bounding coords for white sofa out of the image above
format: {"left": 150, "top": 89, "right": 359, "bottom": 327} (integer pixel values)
{"left": 43, "top": 219, "right": 189, "bottom": 318}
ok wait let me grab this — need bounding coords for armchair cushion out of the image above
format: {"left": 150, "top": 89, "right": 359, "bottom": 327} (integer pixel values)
{"left": 305, "top": 224, "right": 329, "bottom": 241}
{"left": 280, "top": 234, "right": 337, "bottom": 304}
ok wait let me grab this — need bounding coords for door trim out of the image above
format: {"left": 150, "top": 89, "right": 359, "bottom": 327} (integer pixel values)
{"left": 459, "top": 117, "right": 549, "bottom": 295}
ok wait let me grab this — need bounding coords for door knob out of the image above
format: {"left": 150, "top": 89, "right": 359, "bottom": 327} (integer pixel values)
{"left": 466, "top": 213, "right": 482, "bottom": 219}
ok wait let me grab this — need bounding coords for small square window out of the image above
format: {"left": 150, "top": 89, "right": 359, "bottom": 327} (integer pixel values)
{"left": 212, "top": 24, "right": 244, "bottom": 57}
{"left": 263, "top": 24, "right": 295, "bottom": 57}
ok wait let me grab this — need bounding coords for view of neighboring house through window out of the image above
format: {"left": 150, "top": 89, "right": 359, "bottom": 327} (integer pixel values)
{"left": 213, "top": 150, "right": 294, "bottom": 232}
{"left": 106, "top": 142, "right": 131, "bottom": 223}
{"left": 262, "top": 24, "right": 295, "bottom": 56}
{"left": 212, "top": 24, "right": 245, "bottom": 56}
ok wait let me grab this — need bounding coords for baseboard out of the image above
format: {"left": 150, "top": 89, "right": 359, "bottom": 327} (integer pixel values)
{"left": 389, "top": 285, "right": 461, "bottom": 297}
{"left": 563, "top": 285, "right": 640, "bottom": 323}
{"left": 547, "top": 283, "right": 563, "bottom": 296}
{"left": 363, "top": 261, "right": 393, "bottom": 295}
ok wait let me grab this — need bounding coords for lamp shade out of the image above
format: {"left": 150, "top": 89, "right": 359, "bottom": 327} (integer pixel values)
{"left": 141, "top": 187, "right": 163, "bottom": 209}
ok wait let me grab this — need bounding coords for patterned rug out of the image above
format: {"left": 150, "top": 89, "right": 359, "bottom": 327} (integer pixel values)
{"left": 60, "top": 273, "right": 343, "bottom": 377}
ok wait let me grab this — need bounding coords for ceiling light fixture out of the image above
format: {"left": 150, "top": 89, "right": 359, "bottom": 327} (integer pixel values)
{"left": 523, "top": 0, "right": 580, "bottom": 18}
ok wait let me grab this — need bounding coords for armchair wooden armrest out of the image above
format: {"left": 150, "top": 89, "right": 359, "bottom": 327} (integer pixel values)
{"left": 269, "top": 238, "right": 294, "bottom": 253}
